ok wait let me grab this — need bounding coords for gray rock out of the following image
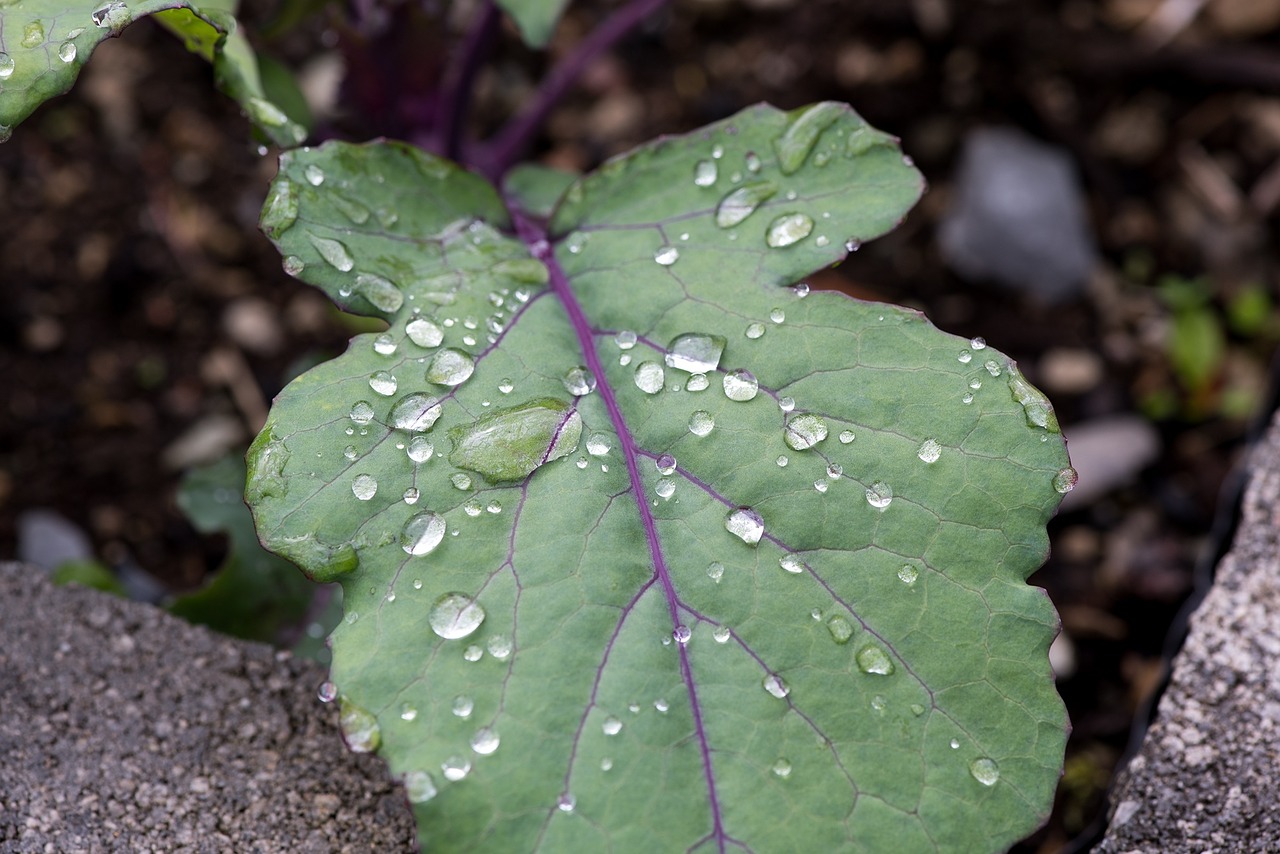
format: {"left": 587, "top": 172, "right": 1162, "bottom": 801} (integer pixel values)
{"left": 1098, "top": 409, "right": 1280, "bottom": 852}
{"left": 0, "top": 564, "right": 416, "bottom": 852}
{"left": 939, "top": 127, "right": 1098, "bottom": 302}
{"left": 16, "top": 508, "right": 93, "bottom": 571}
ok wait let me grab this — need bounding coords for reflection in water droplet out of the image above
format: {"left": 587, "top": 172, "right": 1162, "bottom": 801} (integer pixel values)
{"left": 984, "top": 359, "right": 1002, "bottom": 378}
{"left": 428, "top": 592, "right": 485, "bottom": 639}
{"left": 969, "top": 757, "right": 1000, "bottom": 786}
{"left": 427, "top": 348, "right": 475, "bottom": 386}
{"left": 917, "top": 439, "right": 942, "bottom": 463}
{"left": 308, "top": 234, "right": 354, "bottom": 272}
{"left": 463, "top": 499, "right": 482, "bottom": 517}
{"left": 707, "top": 562, "right": 725, "bottom": 583}
{"left": 401, "top": 512, "right": 446, "bottom": 555}
{"left": 634, "top": 361, "right": 665, "bottom": 394}
{"left": 470, "top": 727, "right": 500, "bottom": 755}
{"left": 827, "top": 615, "right": 854, "bottom": 644}
{"left": 317, "top": 681, "right": 338, "bottom": 703}
{"left": 762, "top": 673, "right": 790, "bottom": 699}
{"left": 776, "top": 455, "right": 788, "bottom": 467}
{"left": 349, "top": 401, "right": 375, "bottom": 425}
{"left": 970, "top": 337, "right": 987, "bottom": 351}
{"left": 856, "top": 645, "right": 895, "bottom": 675}
{"left": 779, "top": 554, "right": 804, "bottom": 574}
{"left": 390, "top": 393, "right": 442, "bottom": 431}
{"left": 373, "top": 334, "right": 397, "bottom": 355}
{"left": 655, "top": 454, "right": 677, "bottom": 475}
{"left": 694, "top": 159, "right": 718, "bottom": 187}
{"left": 400, "top": 703, "right": 417, "bottom": 721}
{"left": 558, "top": 793, "right": 576, "bottom": 813}
{"left": 369, "top": 371, "right": 397, "bottom": 396}
{"left": 715, "top": 181, "right": 777, "bottom": 228}
{"left": 406, "top": 317, "right": 444, "bottom": 348}
{"left": 304, "top": 164, "right": 325, "bottom": 186}
{"left": 772, "top": 758, "right": 792, "bottom": 778}
{"left": 865, "top": 481, "right": 893, "bottom": 509}
{"left": 403, "top": 770, "right": 437, "bottom": 804}
{"left": 766, "top": 213, "right": 815, "bottom": 248}
{"left": 402, "top": 488, "right": 419, "bottom": 505}
{"left": 464, "top": 644, "right": 482, "bottom": 661}
{"left": 666, "top": 333, "right": 726, "bottom": 373}
{"left": 407, "top": 436, "right": 434, "bottom": 462}
{"left": 713, "top": 625, "right": 731, "bottom": 643}
{"left": 562, "top": 365, "right": 596, "bottom": 396}
{"left": 725, "top": 507, "right": 764, "bottom": 545}
{"left": 452, "top": 695, "right": 474, "bottom": 718}
{"left": 1053, "top": 467, "right": 1079, "bottom": 494}
{"left": 785, "top": 413, "right": 828, "bottom": 450}
{"left": 898, "top": 564, "right": 919, "bottom": 584}
{"left": 688, "top": 410, "right": 715, "bottom": 437}
{"left": 586, "top": 433, "right": 612, "bottom": 456}
{"left": 487, "top": 634, "right": 512, "bottom": 659}
{"left": 351, "top": 474, "right": 377, "bottom": 500}
{"left": 58, "top": 41, "right": 78, "bottom": 63}
{"left": 723, "top": 369, "right": 759, "bottom": 402}
{"left": 950, "top": 739, "right": 960, "bottom": 749}
{"left": 442, "top": 756, "right": 471, "bottom": 781}
{"left": 339, "top": 698, "right": 381, "bottom": 753}
{"left": 655, "top": 479, "right": 676, "bottom": 500}
{"left": 654, "top": 246, "right": 680, "bottom": 266}
{"left": 958, "top": 349, "right": 973, "bottom": 364}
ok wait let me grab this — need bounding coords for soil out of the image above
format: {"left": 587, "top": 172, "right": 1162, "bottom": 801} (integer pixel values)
{"left": 3, "top": 1, "right": 1279, "bottom": 851}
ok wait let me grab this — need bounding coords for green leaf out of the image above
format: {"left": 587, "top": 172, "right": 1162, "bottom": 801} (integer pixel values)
{"left": 169, "top": 454, "right": 318, "bottom": 643}
{"left": 0, "top": 0, "right": 304, "bottom": 146}
{"left": 493, "top": 0, "right": 569, "bottom": 48}
{"left": 249, "top": 102, "right": 1071, "bottom": 852}
{"left": 504, "top": 163, "right": 580, "bottom": 218}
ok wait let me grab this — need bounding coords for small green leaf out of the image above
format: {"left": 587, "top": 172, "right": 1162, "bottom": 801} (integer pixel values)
{"left": 250, "top": 102, "right": 1070, "bottom": 852}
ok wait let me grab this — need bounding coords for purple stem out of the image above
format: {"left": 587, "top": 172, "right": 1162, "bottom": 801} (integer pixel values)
{"left": 438, "top": 0, "right": 502, "bottom": 162}
{"left": 475, "top": 0, "right": 670, "bottom": 180}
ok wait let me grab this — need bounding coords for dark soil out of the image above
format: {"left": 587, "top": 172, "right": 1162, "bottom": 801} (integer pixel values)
{"left": 3, "top": 1, "right": 1279, "bottom": 850}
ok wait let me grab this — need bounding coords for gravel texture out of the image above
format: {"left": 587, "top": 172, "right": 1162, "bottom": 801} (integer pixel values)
{"left": 1098, "top": 410, "right": 1280, "bottom": 852}
{"left": 0, "top": 564, "right": 416, "bottom": 853}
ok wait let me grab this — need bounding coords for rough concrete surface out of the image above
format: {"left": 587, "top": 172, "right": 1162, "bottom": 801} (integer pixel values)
{"left": 1098, "top": 410, "right": 1280, "bottom": 852}
{"left": 0, "top": 564, "right": 416, "bottom": 853}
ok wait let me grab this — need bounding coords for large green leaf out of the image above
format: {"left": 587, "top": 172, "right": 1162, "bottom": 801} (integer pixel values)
{"left": 249, "top": 102, "right": 1072, "bottom": 852}
{"left": 0, "top": 0, "right": 304, "bottom": 146}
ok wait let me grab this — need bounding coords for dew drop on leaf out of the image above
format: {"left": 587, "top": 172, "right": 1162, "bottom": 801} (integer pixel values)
{"left": 1053, "top": 467, "right": 1079, "bottom": 493}
{"left": 351, "top": 474, "right": 377, "bottom": 500}
{"left": 772, "top": 758, "right": 792, "bottom": 778}
{"left": 58, "top": 42, "right": 77, "bottom": 63}
{"left": 427, "top": 348, "right": 475, "bottom": 386}
{"left": 655, "top": 454, "right": 677, "bottom": 475}
{"left": 970, "top": 336, "right": 987, "bottom": 351}
{"left": 406, "top": 317, "right": 444, "bottom": 348}
{"left": 838, "top": 430, "right": 856, "bottom": 444}
{"left": 665, "top": 332, "right": 726, "bottom": 373}
{"left": 673, "top": 625, "right": 692, "bottom": 644}
{"left": 338, "top": 698, "right": 381, "bottom": 753}
{"left": 744, "top": 321, "right": 765, "bottom": 339}
{"left": 403, "top": 771, "right": 437, "bottom": 804}
{"left": 784, "top": 413, "right": 828, "bottom": 450}
{"left": 452, "top": 695, "right": 474, "bottom": 718}
{"left": 856, "top": 644, "right": 895, "bottom": 675}
{"left": 776, "top": 455, "right": 788, "bottom": 467}
{"left": 317, "top": 681, "right": 338, "bottom": 703}
{"left": 20, "top": 21, "right": 45, "bottom": 48}
{"left": 688, "top": 411, "right": 715, "bottom": 437}
{"left": 308, "top": 233, "right": 354, "bottom": 272}
{"left": 562, "top": 365, "right": 596, "bottom": 396}
{"left": 827, "top": 615, "right": 854, "bottom": 644}
{"left": 957, "top": 349, "right": 973, "bottom": 364}
{"left": 634, "top": 361, "right": 665, "bottom": 394}
{"left": 655, "top": 478, "right": 676, "bottom": 500}
{"left": 654, "top": 245, "right": 680, "bottom": 266}
{"left": 984, "top": 359, "right": 1002, "bottom": 378}
{"left": 778, "top": 397, "right": 796, "bottom": 412}
{"left": 686, "top": 373, "right": 710, "bottom": 392}
{"left": 602, "top": 716, "right": 623, "bottom": 736}
{"left": 707, "top": 562, "right": 725, "bottom": 582}
{"left": 390, "top": 393, "right": 442, "bottom": 431}
{"left": 486, "top": 634, "right": 512, "bottom": 659}
{"left": 402, "top": 488, "right": 419, "bottom": 504}
{"left": 429, "top": 593, "right": 485, "bottom": 640}
{"left": 355, "top": 273, "right": 404, "bottom": 313}
{"left": 722, "top": 369, "right": 759, "bottom": 401}
{"left": 614, "top": 330, "right": 637, "bottom": 350}
{"left": 911, "top": 703, "right": 926, "bottom": 716}
{"left": 442, "top": 756, "right": 472, "bottom": 781}
{"left": 713, "top": 625, "right": 731, "bottom": 643}
{"left": 407, "top": 436, "right": 434, "bottom": 462}
{"left": 693, "top": 159, "right": 718, "bottom": 187}
{"left": 0, "top": 54, "right": 13, "bottom": 81}
{"left": 762, "top": 673, "right": 790, "bottom": 699}
{"left": 470, "top": 727, "right": 500, "bottom": 755}
{"left": 373, "top": 333, "right": 397, "bottom": 355}
{"left": 558, "top": 794, "right": 577, "bottom": 813}
{"left": 962, "top": 393, "right": 975, "bottom": 405}
{"left": 917, "top": 439, "right": 942, "bottom": 463}
{"left": 368, "top": 371, "right": 397, "bottom": 396}
{"left": 447, "top": 399, "right": 582, "bottom": 481}
{"left": 770, "top": 308, "right": 786, "bottom": 324}
{"left": 304, "top": 164, "right": 325, "bottom": 186}
{"left": 774, "top": 102, "right": 843, "bottom": 174}
{"left": 463, "top": 499, "right": 482, "bottom": 517}
{"left": 865, "top": 481, "right": 893, "bottom": 509}
{"left": 779, "top": 554, "right": 804, "bottom": 574}
{"left": 898, "top": 564, "right": 919, "bottom": 584}
{"left": 400, "top": 704, "right": 417, "bottom": 721}
{"left": 725, "top": 507, "right": 765, "bottom": 546}
{"left": 92, "top": 2, "right": 130, "bottom": 28}
{"left": 715, "top": 180, "right": 778, "bottom": 228}
{"left": 400, "top": 512, "right": 446, "bottom": 555}
{"left": 586, "top": 433, "right": 612, "bottom": 456}
{"left": 969, "top": 757, "right": 1000, "bottom": 786}
{"left": 766, "top": 213, "right": 815, "bottom": 248}
{"left": 826, "top": 463, "right": 843, "bottom": 480}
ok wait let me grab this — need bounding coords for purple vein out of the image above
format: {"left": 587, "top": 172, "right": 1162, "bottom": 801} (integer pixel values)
{"left": 513, "top": 210, "right": 727, "bottom": 850}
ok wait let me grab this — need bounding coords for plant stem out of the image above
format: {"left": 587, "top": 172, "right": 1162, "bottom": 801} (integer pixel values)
{"left": 476, "top": 0, "right": 669, "bottom": 180}
{"left": 438, "top": 0, "right": 501, "bottom": 162}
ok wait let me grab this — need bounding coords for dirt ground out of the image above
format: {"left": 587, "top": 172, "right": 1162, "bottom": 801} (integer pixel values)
{"left": 3, "top": 1, "right": 1280, "bottom": 850}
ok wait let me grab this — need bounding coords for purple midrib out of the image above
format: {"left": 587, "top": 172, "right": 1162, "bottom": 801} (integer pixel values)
{"left": 511, "top": 209, "right": 727, "bottom": 845}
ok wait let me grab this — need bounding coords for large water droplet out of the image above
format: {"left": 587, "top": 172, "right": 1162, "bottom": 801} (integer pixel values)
{"left": 969, "top": 757, "right": 1000, "bottom": 786}
{"left": 762, "top": 673, "right": 790, "bottom": 699}
{"left": 427, "top": 348, "right": 475, "bottom": 386}
{"left": 1053, "top": 467, "right": 1079, "bottom": 493}
{"left": 694, "top": 159, "right": 718, "bottom": 187}
{"left": 390, "top": 393, "right": 442, "bottom": 431}
{"left": 403, "top": 770, "right": 438, "bottom": 804}
{"left": 654, "top": 245, "right": 680, "bottom": 266}
{"left": 429, "top": 593, "right": 485, "bottom": 640}
{"left": 586, "top": 433, "right": 612, "bottom": 456}
{"left": 452, "top": 695, "right": 474, "bottom": 718}
{"left": 827, "top": 616, "right": 854, "bottom": 644}
{"left": 1008, "top": 368, "right": 1060, "bottom": 431}
{"left": 666, "top": 332, "right": 726, "bottom": 373}
{"left": 470, "top": 727, "right": 500, "bottom": 755}
{"left": 688, "top": 411, "right": 715, "bottom": 437}
{"left": 634, "top": 361, "right": 665, "bottom": 394}
{"left": 784, "top": 413, "right": 827, "bottom": 450}
{"left": 401, "top": 512, "right": 446, "bottom": 555}
{"left": 447, "top": 398, "right": 582, "bottom": 482}
{"left": 261, "top": 180, "right": 298, "bottom": 236}
{"left": 655, "top": 479, "right": 676, "bottom": 500}
{"left": 865, "top": 481, "right": 893, "bottom": 509}
{"left": 355, "top": 272, "right": 404, "bottom": 313}
{"left": 406, "top": 317, "right": 444, "bottom": 348}
{"left": 349, "top": 400, "right": 376, "bottom": 425}
{"left": 917, "top": 438, "right": 941, "bottom": 463}
{"left": 351, "top": 474, "right": 377, "bottom": 500}
{"left": 308, "top": 234, "right": 354, "bottom": 272}
{"left": 673, "top": 625, "right": 692, "bottom": 645}
{"left": 715, "top": 181, "right": 778, "bottom": 228}
{"left": 451, "top": 472, "right": 473, "bottom": 490}
{"left": 442, "top": 755, "right": 471, "bottom": 781}
{"left": 744, "top": 321, "right": 766, "bottom": 339}
{"left": 369, "top": 371, "right": 398, "bottom": 396}
{"left": 856, "top": 644, "right": 895, "bottom": 675}
{"left": 602, "top": 716, "right": 623, "bottom": 736}
{"left": 722, "top": 369, "right": 759, "bottom": 401}
{"left": 766, "top": 213, "right": 815, "bottom": 248}
{"left": 0, "top": 54, "right": 14, "bottom": 80}
{"left": 58, "top": 41, "right": 77, "bottom": 63}
{"left": 562, "top": 365, "right": 596, "bottom": 396}
{"left": 92, "top": 2, "right": 130, "bottom": 29}
{"left": 725, "top": 507, "right": 764, "bottom": 546}
{"left": 774, "top": 102, "right": 844, "bottom": 174}
{"left": 373, "top": 333, "right": 397, "bottom": 355}
{"left": 339, "top": 698, "right": 381, "bottom": 753}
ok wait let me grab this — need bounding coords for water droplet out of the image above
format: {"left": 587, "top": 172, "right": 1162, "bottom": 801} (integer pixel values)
{"left": 776, "top": 455, "right": 788, "bottom": 467}
{"left": 442, "top": 755, "right": 472, "bottom": 781}
{"left": 957, "top": 349, "right": 973, "bottom": 364}
{"left": 774, "top": 102, "right": 843, "bottom": 174}
{"left": 898, "top": 564, "right": 920, "bottom": 585}
{"left": 390, "top": 393, "right": 442, "bottom": 431}
{"left": 463, "top": 499, "right": 483, "bottom": 517}
{"left": 0, "top": 54, "right": 14, "bottom": 80}
{"left": 92, "top": 2, "right": 130, "bottom": 29}
{"left": 962, "top": 392, "right": 974, "bottom": 405}
{"left": 969, "top": 757, "right": 1000, "bottom": 786}
{"left": 793, "top": 282, "right": 811, "bottom": 298}
{"left": 778, "top": 397, "right": 796, "bottom": 412}
{"left": 355, "top": 272, "right": 403, "bottom": 313}
{"left": 766, "top": 213, "right": 816, "bottom": 248}
{"left": 403, "top": 770, "right": 437, "bottom": 804}
{"left": 713, "top": 625, "right": 731, "bottom": 643}
{"left": 304, "top": 164, "right": 325, "bottom": 186}
{"left": 368, "top": 371, "right": 398, "bottom": 396}
{"left": 615, "top": 330, "right": 637, "bottom": 350}
{"left": 413, "top": 579, "right": 423, "bottom": 590}
{"left": 969, "top": 378, "right": 983, "bottom": 390}
{"left": 950, "top": 738, "right": 960, "bottom": 749}
{"left": 856, "top": 645, "right": 895, "bottom": 675}
{"left": 707, "top": 561, "right": 725, "bottom": 582}
{"left": 917, "top": 439, "right": 941, "bottom": 463}
{"left": 688, "top": 411, "right": 715, "bottom": 437}
{"left": 485, "top": 634, "right": 512, "bottom": 660}
{"left": 308, "top": 233, "right": 354, "bottom": 272}
{"left": 654, "top": 245, "right": 680, "bottom": 266}
{"left": 715, "top": 181, "right": 778, "bottom": 227}
{"left": 871, "top": 694, "right": 887, "bottom": 711}
{"left": 372, "top": 333, "right": 397, "bottom": 356}
{"left": 400, "top": 703, "right": 418, "bottom": 721}
{"left": 427, "top": 348, "right": 475, "bottom": 386}
{"left": 602, "top": 716, "right": 623, "bottom": 736}
{"left": 655, "top": 478, "right": 676, "bottom": 500}
{"left": 694, "top": 159, "right": 718, "bottom": 187}
{"left": 402, "top": 487, "right": 420, "bottom": 505}
{"left": 351, "top": 474, "right": 378, "bottom": 500}
{"left": 813, "top": 480, "right": 828, "bottom": 493}
{"left": 865, "top": 481, "right": 893, "bottom": 509}
{"left": 582, "top": 433, "right": 611, "bottom": 457}
{"left": 827, "top": 616, "right": 854, "bottom": 644}
{"left": 845, "top": 239, "right": 862, "bottom": 253}
{"left": 21, "top": 21, "right": 45, "bottom": 48}
{"left": 451, "top": 472, "right": 473, "bottom": 490}
{"left": 670, "top": 624, "right": 692, "bottom": 646}
{"left": 428, "top": 593, "right": 485, "bottom": 639}
{"left": 784, "top": 413, "right": 828, "bottom": 450}
{"left": 722, "top": 369, "right": 759, "bottom": 401}
{"left": 401, "top": 512, "right": 446, "bottom": 555}
{"left": 317, "top": 681, "right": 338, "bottom": 703}
{"left": 634, "top": 361, "right": 665, "bottom": 394}
{"left": 762, "top": 673, "right": 790, "bottom": 699}
{"left": 665, "top": 333, "right": 726, "bottom": 373}
{"left": 601, "top": 757, "right": 614, "bottom": 771}
{"left": 406, "top": 317, "right": 444, "bottom": 348}
{"left": 448, "top": 399, "right": 581, "bottom": 482}
{"left": 1053, "top": 467, "right": 1079, "bottom": 493}
{"left": 725, "top": 507, "right": 764, "bottom": 545}
{"left": 910, "top": 703, "right": 926, "bottom": 716}
{"left": 970, "top": 337, "right": 987, "bottom": 351}
{"left": 339, "top": 698, "right": 381, "bottom": 753}
{"left": 984, "top": 359, "right": 1002, "bottom": 378}
{"left": 562, "top": 365, "right": 596, "bottom": 396}
{"left": 470, "top": 727, "right": 500, "bottom": 755}
{"left": 655, "top": 454, "right": 677, "bottom": 475}
{"left": 779, "top": 554, "right": 805, "bottom": 574}
{"left": 744, "top": 321, "right": 766, "bottom": 340}
{"left": 452, "top": 695, "right": 474, "bottom": 718}
{"left": 772, "top": 758, "right": 792, "bottom": 778}
{"left": 815, "top": 235, "right": 830, "bottom": 247}
{"left": 826, "top": 463, "right": 843, "bottom": 480}
{"left": 769, "top": 308, "right": 786, "bottom": 324}
{"left": 406, "top": 436, "right": 434, "bottom": 463}
{"left": 557, "top": 793, "right": 576, "bottom": 813}
{"left": 1008, "top": 368, "right": 1060, "bottom": 431}
{"left": 58, "top": 41, "right": 78, "bottom": 63}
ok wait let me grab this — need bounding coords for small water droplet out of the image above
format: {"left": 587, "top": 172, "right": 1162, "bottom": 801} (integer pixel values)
{"left": 373, "top": 333, "right": 397, "bottom": 356}
{"left": 452, "top": 696, "right": 474, "bottom": 718}
{"left": 615, "top": 330, "right": 637, "bottom": 350}
{"left": 442, "top": 755, "right": 471, "bottom": 781}
{"left": 688, "top": 410, "right": 715, "bottom": 437}
{"left": 707, "top": 561, "right": 725, "bottom": 583}
{"left": 427, "top": 348, "right": 475, "bottom": 386}
{"left": 826, "top": 463, "right": 843, "bottom": 480}
{"left": 557, "top": 793, "right": 576, "bottom": 813}
{"left": 470, "top": 727, "right": 500, "bottom": 755}
{"left": 725, "top": 507, "right": 764, "bottom": 545}
{"left": 970, "top": 337, "right": 987, "bottom": 351}
{"left": 390, "top": 393, "right": 442, "bottom": 431}
{"left": 865, "top": 481, "right": 893, "bottom": 509}
{"left": 762, "top": 673, "right": 790, "bottom": 699}
{"left": 766, "top": 213, "right": 815, "bottom": 248}
{"left": 351, "top": 474, "right": 378, "bottom": 500}
{"left": 401, "top": 512, "right": 446, "bottom": 555}
{"left": 406, "top": 317, "right": 444, "bottom": 348}
{"left": 0, "top": 54, "right": 14, "bottom": 81}
{"left": 58, "top": 41, "right": 78, "bottom": 63}
{"left": 744, "top": 151, "right": 762, "bottom": 173}
{"left": 308, "top": 233, "right": 354, "bottom": 272}
{"left": 654, "top": 245, "right": 680, "bottom": 266}
{"left": 769, "top": 308, "right": 786, "bottom": 324}
{"left": 962, "top": 392, "right": 975, "bottom": 405}
{"left": 713, "top": 625, "right": 731, "bottom": 643}
{"left": 407, "top": 436, "right": 434, "bottom": 463}
{"left": 827, "top": 615, "right": 854, "bottom": 643}
{"left": 793, "top": 282, "right": 810, "bottom": 298}
{"left": 487, "top": 634, "right": 512, "bottom": 659}
{"left": 463, "top": 644, "right": 483, "bottom": 661}
{"left": 602, "top": 716, "right": 623, "bottom": 736}
{"left": 1053, "top": 467, "right": 1079, "bottom": 494}
{"left": 969, "top": 377, "right": 983, "bottom": 390}
{"left": 957, "top": 349, "right": 973, "bottom": 364}
{"left": 403, "top": 770, "right": 438, "bottom": 804}
{"left": 655, "top": 478, "right": 676, "bottom": 500}
{"left": 785, "top": 413, "right": 828, "bottom": 450}
{"left": 722, "top": 369, "right": 759, "bottom": 401}
{"left": 694, "top": 159, "right": 718, "bottom": 187}
{"left": 950, "top": 738, "right": 960, "bottom": 749}
{"left": 779, "top": 554, "right": 805, "bottom": 574}
{"left": 776, "top": 455, "right": 788, "bottom": 467}
{"left": 400, "top": 703, "right": 418, "bottom": 721}
{"left": 969, "top": 757, "right": 1000, "bottom": 786}
{"left": 349, "top": 401, "right": 375, "bottom": 425}
{"left": 673, "top": 625, "right": 691, "bottom": 645}
{"left": 339, "top": 698, "right": 381, "bottom": 753}
{"left": 845, "top": 239, "right": 862, "bottom": 253}
{"left": 715, "top": 181, "right": 778, "bottom": 228}
{"left": 428, "top": 592, "right": 485, "bottom": 639}
{"left": 317, "top": 681, "right": 338, "bottom": 703}
{"left": 561, "top": 365, "right": 596, "bottom": 396}
{"left": 898, "top": 564, "right": 919, "bottom": 584}
{"left": 634, "top": 361, "right": 665, "bottom": 394}
{"left": 601, "top": 757, "right": 614, "bottom": 771}
{"left": 463, "top": 498, "right": 483, "bottom": 517}
{"left": 778, "top": 397, "right": 796, "bottom": 412}
{"left": 655, "top": 454, "right": 677, "bottom": 475}
{"left": 413, "top": 579, "right": 423, "bottom": 590}
{"left": 917, "top": 439, "right": 941, "bottom": 464}
{"left": 744, "top": 321, "right": 766, "bottom": 339}
{"left": 772, "top": 758, "right": 792, "bottom": 778}
{"left": 304, "top": 164, "right": 325, "bottom": 186}
{"left": 92, "top": 2, "right": 130, "bottom": 29}
{"left": 984, "top": 359, "right": 1002, "bottom": 378}
{"left": 856, "top": 645, "right": 895, "bottom": 675}
{"left": 871, "top": 694, "right": 887, "bottom": 711}
{"left": 368, "top": 371, "right": 398, "bottom": 396}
